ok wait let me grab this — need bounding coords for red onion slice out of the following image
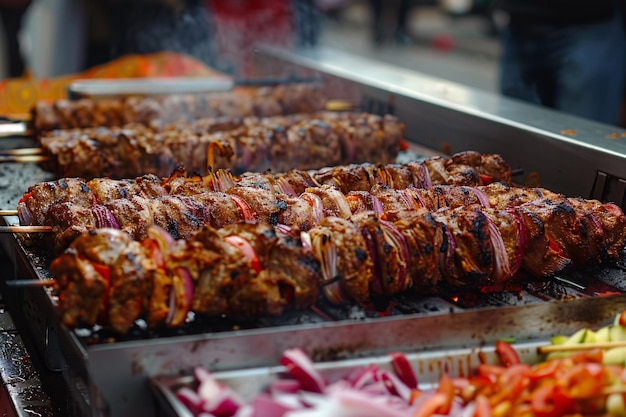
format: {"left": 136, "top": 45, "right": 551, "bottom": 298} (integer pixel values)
{"left": 362, "top": 227, "right": 384, "bottom": 296}
{"left": 379, "top": 219, "right": 411, "bottom": 293}
{"left": 276, "top": 178, "right": 297, "bottom": 198}
{"left": 250, "top": 394, "right": 295, "bottom": 417}
{"left": 147, "top": 225, "right": 177, "bottom": 249}
{"left": 438, "top": 225, "right": 457, "bottom": 282}
{"left": 370, "top": 194, "right": 384, "bottom": 215}
{"left": 279, "top": 348, "right": 326, "bottom": 394}
{"left": 301, "top": 193, "right": 325, "bottom": 226}
{"left": 195, "top": 367, "right": 243, "bottom": 417}
{"left": 390, "top": 352, "right": 418, "bottom": 389}
{"left": 411, "top": 162, "right": 432, "bottom": 189}
{"left": 91, "top": 204, "right": 120, "bottom": 229}
{"left": 229, "top": 194, "right": 257, "bottom": 222}
{"left": 300, "top": 231, "right": 312, "bottom": 251}
{"left": 316, "top": 187, "right": 352, "bottom": 219}
{"left": 484, "top": 214, "right": 512, "bottom": 283}
{"left": 275, "top": 223, "right": 292, "bottom": 235}
{"left": 468, "top": 187, "right": 491, "bottom": 208}
{"left": 407, "top": 188, "right": 430, "bottom": 210}
{"left": 215, "top": 169, "right": 237, "bottom": 192}
{"left": 398, "top": 190, "right": 421, "bottom": 211}
{"left": 310, "top": 231, "right": 347, "bottom": 305}
{"left": 176, "top": 386, "right": 203, "bottom": 416}
{"left": 166, "top": 266, "right": 195, "bottom": 327}
{"left": 17, "top": 204, "right": 32, "bottom": 225}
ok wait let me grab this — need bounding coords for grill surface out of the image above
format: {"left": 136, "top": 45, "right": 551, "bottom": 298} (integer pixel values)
{"left": 2, "top": 112, "right": 626, "bottom": 416}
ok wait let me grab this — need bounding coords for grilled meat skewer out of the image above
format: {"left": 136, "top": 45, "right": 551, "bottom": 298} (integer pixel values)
{"left": 51, "top": 223, "right": 321, "bottom": 333}
{"left": 18, "top": 152, "right": 512, "bottom": 252}
{"left": 50, "top": 193, "right": 626, "bottom": 333}
{"left": 37, "top": 111, "right": 405, "bottom": 179}
{"left": 32, "top": 83, "right": 327, "bottom": 132}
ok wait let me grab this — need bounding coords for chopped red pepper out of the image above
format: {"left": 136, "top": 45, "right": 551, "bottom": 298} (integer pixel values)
{"left": 18, "top": 192, "right": 32, "bottom": 204}
{"left": 478, "top": 173, "right": 494, "bottom": 185}
{"left": 548, "top": 236, "right": 564, "bottom": 256}
{"left": 399, "top": 138, "right": 409, "bottom": 151}
{"left": 436, "top": 374, "right": 455, "bottom": 414}
{"left": 473, "top": 395, "right": 493, "bottom": 417}
{"left": 531, "top": 384, "right": 574, "bottom": 417}
{"left": 495, "top": 340, "right": 521, "bottom": 367}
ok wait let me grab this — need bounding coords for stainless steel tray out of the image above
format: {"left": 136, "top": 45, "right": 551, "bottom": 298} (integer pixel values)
{"left": 149, "top": 340, "right": 548, "bottom": 417}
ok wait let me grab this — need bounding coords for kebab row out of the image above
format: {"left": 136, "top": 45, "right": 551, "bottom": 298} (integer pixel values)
{"left": 31, "top": 83, "right": 327, "bottom": 132}
{"left": 36, "top": 111, "right": 404, "bottom": 179}
{"left": 18, "top": 152, "right": 512, "bottom": 252}
{"left": 49, "top": 185, "right": 626, "bottom": 334}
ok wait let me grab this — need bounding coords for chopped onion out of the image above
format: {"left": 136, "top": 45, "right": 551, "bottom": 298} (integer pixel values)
{"left": 438, "top": 225, "right": 457, "bottom": 282}
{"left": 176, "top": 350, "right": 477, "bottom": 417}
{"left": 390, "top": 352, "right": 418, "bottom": 389}
{"left": 147, "top": 225, "right": 176, "bottom": 249}
{"left": 279, "top": 348, "right": 326, "bottom": 394}
{"left": 229, "top": 195, "right": 257, "bottom": 222}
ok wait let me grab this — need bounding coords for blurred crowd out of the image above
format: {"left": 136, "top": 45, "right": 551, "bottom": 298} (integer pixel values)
{"left": 1, "top": 0, "right": 625, "bottom": 126}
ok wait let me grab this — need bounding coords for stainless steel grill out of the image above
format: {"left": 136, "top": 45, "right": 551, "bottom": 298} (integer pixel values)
{"left": 2, "top": 47, "right": 626, "bottom": 417}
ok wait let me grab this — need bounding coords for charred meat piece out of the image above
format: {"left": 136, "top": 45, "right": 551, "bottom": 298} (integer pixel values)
{"left": 37, "top": 111, "right": 404, "bottom": 179}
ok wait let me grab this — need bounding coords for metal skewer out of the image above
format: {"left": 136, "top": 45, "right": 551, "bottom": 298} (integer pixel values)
{"left": 4, "top": 279, "right": 56, "bottom": 287}
{"left": 0, "top": 154, "right": 49, "bottom": 163}
{"left": 0, "top": 225, "right": 52, "bottom": 233}
{"left": 0, "top": 147, "right": 44, "bottom": 156}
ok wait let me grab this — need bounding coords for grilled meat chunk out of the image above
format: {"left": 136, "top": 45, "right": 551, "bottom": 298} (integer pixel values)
{"left": 38, "top": 111, "right": 404, "bottom": 179}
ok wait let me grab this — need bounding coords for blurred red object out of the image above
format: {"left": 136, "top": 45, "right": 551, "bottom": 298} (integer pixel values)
{"left": 0, "top": 51, "right": 220, "bottom": 117}
{"left": 206, "top": 0, "right": 294, "bottom": 76}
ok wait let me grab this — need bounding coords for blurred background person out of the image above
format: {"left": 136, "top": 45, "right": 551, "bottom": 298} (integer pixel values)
{"left": 369, "top": 0, "right": 412, "bottom": 45}
{"left": 0, "top": 0, "right": 31, "bottom": 77}
{"left": 497, "top": 0, "right": 626, "bottom": 125}
{"left": 84, "top": 0, "right": 216, "bottom": 70}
